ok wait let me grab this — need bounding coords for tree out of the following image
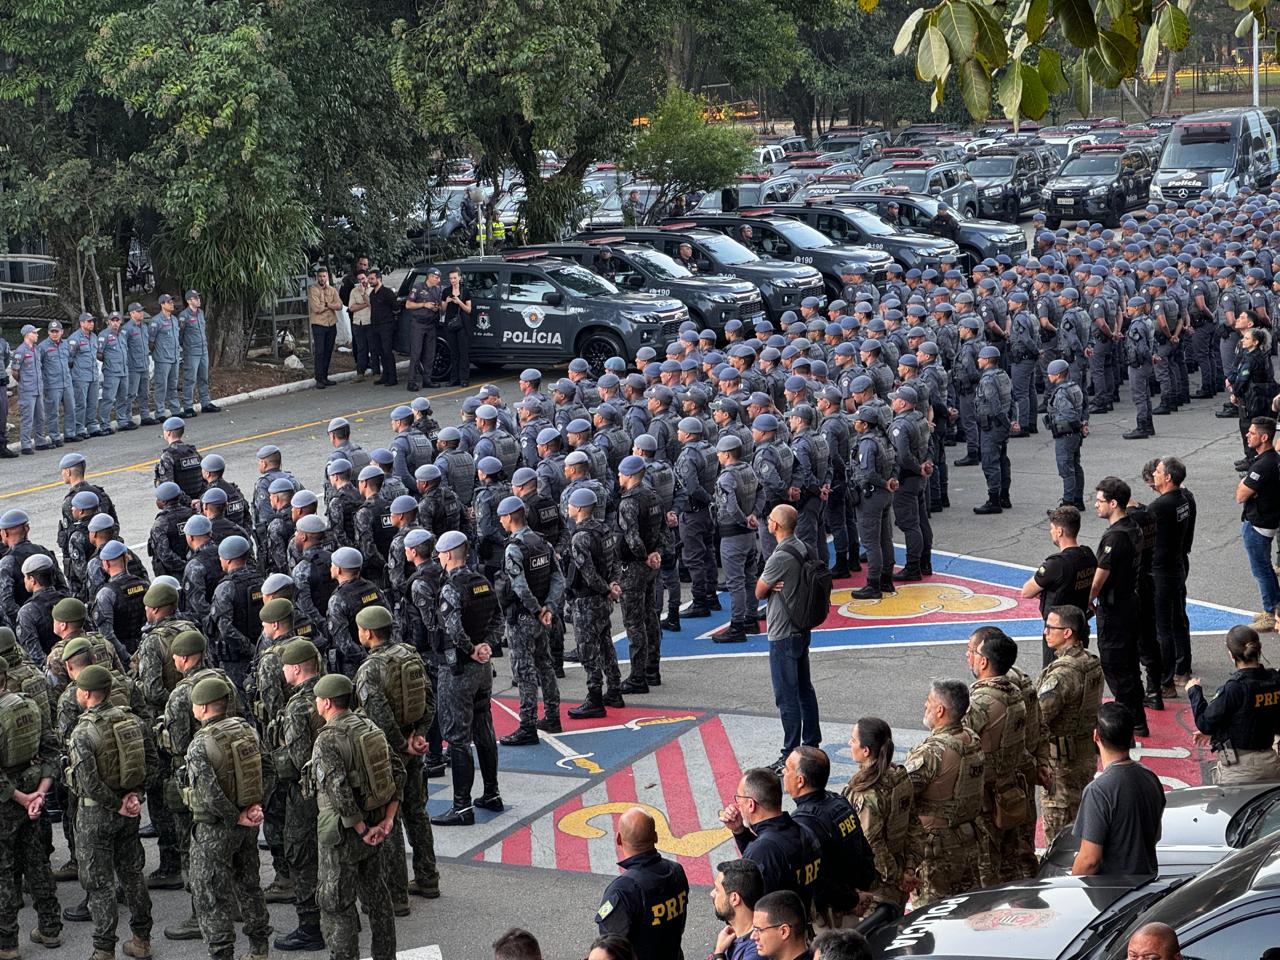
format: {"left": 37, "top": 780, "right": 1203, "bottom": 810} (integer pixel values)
{"left": 625, "top": 88, "right": 753, "bottom": 222}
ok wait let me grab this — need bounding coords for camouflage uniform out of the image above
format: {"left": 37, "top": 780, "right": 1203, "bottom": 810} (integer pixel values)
{"left": 250, "top": 634, "right": 297, "bottom": 885}
{"left": 67, "top": 702, "right": 157, "bottom": 955}
{"left": 501, "top": 527, "right": 564, "bottom": 728}
{"left": 275, "top": 675, "right": 322, "bottom": 931}
{"left": 1009, "top": 664, "right": 1049, "bottom": 879}
{"left": 842, "top": 764, "right": 912, "bottom": 914}
{"left": 966, "top": 675, "right": 1028, "bottom": 887}
{"left": 0, "top": 683, "right": 62, "bottom": 951}
{"left": 1035, "top": 644, "right": 1103, "bottom": 844}
{"left": 616, "top": 483, "right": 662, "bottom": 685}
{"left": 567, "top": 516, "right": 621, "bottom": 700}
{"left": 903, "top": 721, "right": 985, "bottom": 908}
{"left": 184, "top": 715, "right": 274, "bottom": 960}
{"left": 45, "top": 631, "right": 123, "bottom": 697}
{"left": 311, "top": 711, "right": 405, "bottom": 960}
{"left": 355, "top": 642, "right": 439, "bottom": 903}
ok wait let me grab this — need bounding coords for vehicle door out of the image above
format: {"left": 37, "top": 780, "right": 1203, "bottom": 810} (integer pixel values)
{"left": 1131, "top": 150, "right": 1153, "bottom": 200}
{"left": 751, "top": 223, "right": 797, "bottom": 261}
{"left": 815, "top": 211, "right": 862, "bottom": 247}
{"left": 1018, "top": 153, "right": 1041, "bottom": 206}
{"left": 607, "top": 250, "right": 656, "bottom": 294}
{"left": 499, "top": 268, "right": 573, "bottom": 358}
{"left": 459, "top": 267, "right": 504, "bottom": 358}
{"left": 1117, "top": 152, "right": 1137, "bottom": 205}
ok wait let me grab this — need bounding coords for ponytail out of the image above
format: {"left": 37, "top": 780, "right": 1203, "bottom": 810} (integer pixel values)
{"left": 847, "top": 717, "right": 895, "bottom": 794}
{"left": 1227, "top": 624, "right": 1264, "bottom": 664}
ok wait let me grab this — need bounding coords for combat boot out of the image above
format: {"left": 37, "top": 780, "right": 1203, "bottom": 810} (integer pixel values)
{"left": 681, "top": 600, "right": 711, "bottom": 618}
{"left": 430, "top": 804, "right": 475, "bottom": 826}
{"left": 263, "top": 875, "right": 295, "bottom": 903}
{"left": 713, "top": 621, "right": 747, "bottom": 644}
{"left": 498, "top": 725, "right": 539, "bottom": 746}
{"left": 619, "top": 677, "right": 649, "bottom": 694}
{"left": 121, "top": 936, "right": 151, "bottom": 958}
{"left": 602, "top": 689, "right": 626, "bottom": 709}
{"left": 830, "top": 551, "right": 850, "bottom": 579}
{"left": 408, "top": 877, "right": 440, "bottom": 899}
{"left": 1122, "top": 423, "right": 1151, "bottom": 439}
{"left": 146, "top": 863, "right": 183, "bottom": 890}
{"left": 52, "top": 859, "right": 78, "bottom": 882}
{"left": 0, "top": 443, "right": 16, "bottom": 459}
{"left": 849, "top": 585, "right": 881, "bottom": 600}
{"left": 660, "top": 605, "right": 681, "bottom": 631}
{"left": 29, "top": 929, "right": 62, "bottom": 949}
{"left": 568, "top": 696, "right": 606, "bottom": 719}
{"left": 90, "top": 951, "right": 114, "bottom": 960}
{"left": 0, "top": 949, "right": 15, "bottom": 960}
{"left": 536, "top": 713, "right": 562, "bottom": 733}
{"left": 275, "top": 924, "right": 325, "bottom": 952}
{"left": 892, "top": 563, "right": 922, "bottom": 583}
{"left": 742, "top": 617, "right": 760, "bottom": 635}
{"left": 424, "top": 755, "right": 447, "bottom": 777}
{"left": 62, "top": 896, "right": 90, "bottom": 922}
{"left": 475, "top": 791, "right": 504, "bottom": 812}
{"left": 162, "top": 913, "right": 203, "bottom": 940}
{"left": 973, "top": 501, "right": 1002, "bottom": 514}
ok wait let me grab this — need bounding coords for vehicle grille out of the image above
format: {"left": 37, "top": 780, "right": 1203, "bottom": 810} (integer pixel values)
{"left": 737, "top": 296, "right": 764, "bottom": 318}
{"left": 657, "top": 308, "right": 689, "bottom": 339}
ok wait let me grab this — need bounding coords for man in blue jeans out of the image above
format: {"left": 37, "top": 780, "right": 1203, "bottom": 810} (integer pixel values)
{"left": 756, "top": 504, "right": 821, "bottom": 775}
{"left": 1237, "top": 416, "right": 1280, "bottom": 631}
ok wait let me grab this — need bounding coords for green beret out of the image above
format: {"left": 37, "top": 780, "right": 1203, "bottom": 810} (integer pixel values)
{"left": 144, "top": 582, "right": 179, "bottom": 608}
{"left": 76, "top": 664, "right": 113, "bottom": 692}
{"left": 191, "top": 676, "right": 231, "bottom": 706}
{"left": 281, "top": 639, "right": 320, "bottom": 666}
{"left": 52, "top": 597, "right": 87, "bottom": 623}
{"left": 0, "top": 627, "right": 15, "bottom": 653}
{"left": 259, "top": 598, "right": 294, "bottom": 624}
{"left": 354, "top": 605, "right": 393, "bottom": 631}
{"left": 313, "top": 674, "right": 353, "bottom": 699}
{"left": 170, "top": 630, "right": 207, "bottom": 656}
{"left": 61, "top": 637, "right": 93, "bottom": 662}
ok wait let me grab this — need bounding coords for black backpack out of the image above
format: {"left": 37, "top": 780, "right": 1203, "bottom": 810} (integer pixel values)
{"left": 778, "top": 541, "right": 832, "bottom": 632}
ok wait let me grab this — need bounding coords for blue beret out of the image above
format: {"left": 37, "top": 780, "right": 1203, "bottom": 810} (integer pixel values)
{"left": 618, "top": 455, "right": 647, "bottom": 477}
{"left": 183, "top": 514, "right": 212, "bottom": 536}
{"left": 201, "top": 487, "right": 228, "bottom": 505}
{"left": 436, "top": 531, "right": 467, "bottom": 553}
{"left": 390, "top": 495, "right": 418, "bottom": 514}
{"left": 217, "top": 536, "right": 250, "bottom": 560}
{"left": 163, "top": 416, "right": 185, "bottom": 432}
{"left": 752, "top": 414, "right": 779, "bottom": 432}
{"left": 327, "top": 458, "right": 352, "bottom": 477}
{"left": 100, "top": 540, "right": 128, "bottom": 561}
{"left": 331, "top": 547, "right": 363, "bottom": 569}
{"left": 59, "top": 452, "right": 86, "bottom": 470}
{"left": 152, "top": 483, "right": 180, "bottom": 503}
{"left": 496, "top": 495, "right": 526, "bottom": 517}
{"left": 477, "top": 456, "right": 503, "bottom": 476}
{"left": 978, "top": 345, "right": 1001, "bottom": 360}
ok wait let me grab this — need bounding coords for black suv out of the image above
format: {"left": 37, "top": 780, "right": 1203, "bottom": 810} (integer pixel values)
{"left": 1040, "top": 143, "right": 1154, "bottom": 227}
{"left": 964, "top": 145, "right": 1051, "bottom": 220}
{"left": 798, "top": 189, "right": 1027, "bottom": 268}
{"left": 577, "top": 225, "right": 825, "bottom": 320}
{"left": 672, "top": 210, "right": 895, "bottom": 296}
{"left": 761, "top": 201, "right": 962, "bottom": 273}
{"left": 509, "top": 240, "right": 766, "bottom": 331}
{"left": 396, "top": 255, "right": 690, "bottom": 376}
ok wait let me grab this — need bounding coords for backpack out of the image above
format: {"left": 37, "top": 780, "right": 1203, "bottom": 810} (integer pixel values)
{"left": 378, "top": 644, "right": 428, "bottom": 729}
{"left": 778, "top": 541, "right": 832, "bottom": 632}
{"left": 196, "top": 717, "right": 264, "bottom": 810}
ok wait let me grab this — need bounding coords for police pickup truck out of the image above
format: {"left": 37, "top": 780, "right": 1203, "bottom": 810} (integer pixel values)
{"left": 868, "top": 830, "right": 1280, "bottom": 960}
{"left": 507, "top": 239, "right": 765, "bottom": 332}
{"left": 576, "top": 225, "right": 825, "bottom": 321}
{"left": 1040, "top": 143, "right": 1154, "bottom": 228}
{"left": 667, "top": 210, "right": 895, "bottom": 298}
{"left": 760, "top": 200, "right": 963, "bottom": 273}
{"left": 397, "top": 255, "right": 689, "bottom": 377}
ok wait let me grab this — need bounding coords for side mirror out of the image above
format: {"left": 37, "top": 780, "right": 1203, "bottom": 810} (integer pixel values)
{"left": 542, "top": 290, "right": 562, "bottom": 306}
{"left": 625, "top": 274, "right": 644, "bottom": 288}
{"left": 696, "top": 259, "right": 712, "bottom": 272}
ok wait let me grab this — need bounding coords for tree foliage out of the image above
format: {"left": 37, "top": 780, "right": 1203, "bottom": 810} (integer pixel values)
{"left": 625, "top": 88, "right": 754, "bottom": 221}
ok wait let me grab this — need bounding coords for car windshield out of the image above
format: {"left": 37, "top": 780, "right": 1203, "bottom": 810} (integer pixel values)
{"left": 630, "top": 248, "right": 692, "bottom": 280}
{"left": 701, "top": 234, "right": 760, "bottom": 265}
{"left": 1060, "top": 154, "right": 1121, "bottom": 176}
{"left": 905, "top": 195, "right": 959, "bottom": 226}
{"left": 547, "top": 265, "right": 618, "bottom": 296}
{"left": 1160, "top": 129, "right": 1238, "bottom": 170}
{"left": 966, "top": 157, "right": 1015, "bottom": 176}
{"left": 1103, "top": 841, "right": 1278, "bottom": 959}
{"left": 861, "top": 158, "right": 897, "bottom": 176}
{"left": 882, "top": 170, "right": 930, "bottom": 192}
{"left": 1047, "top": 141, "right": 1073, "bottom": 160}
{"left": 600, "top": 187, "right": 653, "bottom": 212}
{"left": 1231, "top": 787, "right": 1280, "bottom": 846}
{"left": 772, "top": 220, "right": 835, "bottom": 248}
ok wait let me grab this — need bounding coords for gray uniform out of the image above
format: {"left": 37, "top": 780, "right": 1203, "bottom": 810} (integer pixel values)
{"left": 1009, "top": 308, "right": 1039, "bottom": 428}
{"left": 953, "top": 337, "right": 982, "bottom": 460}
{"left": 1125, "top": 311, "right": 1156, "bottom": 429}
{"left": 975, "top": 367, "right": 1014, "bottom": 505}
{"left": 149, "top": 309, "right": 181, "bottom": 417}
{"left": 715, "top": 461, "right": 759, "bottom": 628}
{"left": 790, "top": 427, "right": 827, "bottom": 558}
{"left": 96, "top": 326, "right": 129, "bottom": 429}
{"left": 890, "top": 411, "right": 931, "bottom": 575}
{"left": 122, "top": 315, "right": 153, "bottom": 422}
{"left": 566, "top": 518, "right": 621, "bottom": 698}
{"left": 852, "top": 429, "right": 896, "bottom": 590}
{"left": 38, "top": 335, "right": 75, "bottom": 444}
{"left": 751, "top": 440, "right": 793, "bottom": 562}
{"left": 501, "top": 528, "right": 564, "bottom": 728}
{"left": 180, "top": 306, "right": 213, "bottom": 408}
{"left": 11, "top": 340, "right": 49, "bottom": 451}
{"left": 66, "top": 327, "right": 102, "bottom": 437}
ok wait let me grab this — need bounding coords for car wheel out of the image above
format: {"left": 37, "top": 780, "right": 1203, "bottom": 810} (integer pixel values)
{"left": 964, "top": 204, "right": 977, "bottom": 218}
{"left": 431, "top": 336, "right": 453, "bottom": 383}
{"left": 577, "top": 329, "right": 625, "bottom": 376}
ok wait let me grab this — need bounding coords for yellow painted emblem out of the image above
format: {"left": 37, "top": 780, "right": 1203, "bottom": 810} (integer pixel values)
{"left": 558, "top": 802, "right": 732, "bottom": 858}
{"left": 832, "top": 581, "right": 1017, "bottom": 620}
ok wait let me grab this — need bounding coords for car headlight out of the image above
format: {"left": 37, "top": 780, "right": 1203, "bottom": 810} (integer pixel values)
{"left": 1088, "top": 185, "right": 1109, "bottom": 197}
{"left": 707, "top": 293, "right": 737, "bottom": 304}
{"left": 1040, "top": 188, "right": 1052, "bottom": 200}
{"left": 982, "top": 186, "right": 1003, "bottom": 197}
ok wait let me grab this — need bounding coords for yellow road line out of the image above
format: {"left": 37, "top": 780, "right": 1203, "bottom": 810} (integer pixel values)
{"left": 0, "top": 383, "right": 476, "bottom": 500}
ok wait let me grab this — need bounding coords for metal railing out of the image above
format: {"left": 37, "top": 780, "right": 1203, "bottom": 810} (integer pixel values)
{"left": 0, "top": 254, "right": 58, "bottom": 316}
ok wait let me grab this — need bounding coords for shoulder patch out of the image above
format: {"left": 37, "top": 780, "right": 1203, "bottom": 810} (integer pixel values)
{"left": 597, "top": 900, "right": 614, "bottom": 921}
{"left": 1037, "top": 566, "right": 1046, "bottom": 575}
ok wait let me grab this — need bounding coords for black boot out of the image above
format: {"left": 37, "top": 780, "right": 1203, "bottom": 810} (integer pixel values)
{"left": 275, "top": 924, "right": 326, "bottom": 952}
{"left": 0, "top": 444, "right": 16, "bottom": 459}
{"left": 619, "top": 676, "right": 649, "bottom": 694}
{"left": 1123, "top": 422, "right": 1151, "bottom": 439}
{"left": 568, "top": 695, "right": 606, "bottom": 719}
{"left": 892, "top": 564, "right": 922, "bottom": 583}
{"left": 498, "top": 725, "right": 539, "bottom": 746}
{"left": 430, "top": 804, "right": 475, "bottom": 826}
{"left": 602, "top": 688, "right": 626, "bottom": 708}
{"left": 830, "top": 551, "right": 850, "bottom": 579}
{"left": 714, "top": 621, "right": 748, "bottom": 643}
{"left": 849, "top": 585, "right": 881, "bottom": 600}
{"left": 973, "top": 501, "right": 1002, "bottom": 514}
{"left": 660, "top": 604, "right": 681, "bottom": 631}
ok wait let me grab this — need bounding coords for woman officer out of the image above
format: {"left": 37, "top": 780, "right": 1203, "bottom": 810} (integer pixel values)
{"left": 1187, "top": 625, "right": 1280, "bottom": 783}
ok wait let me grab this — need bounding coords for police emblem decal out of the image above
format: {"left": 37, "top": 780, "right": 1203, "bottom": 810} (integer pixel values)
{"left": 520, "top": 306, "right": 544, "bottom": 330}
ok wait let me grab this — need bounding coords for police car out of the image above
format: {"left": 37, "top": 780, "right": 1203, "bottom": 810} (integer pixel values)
{"left": 396, "top": 255, "right": 689, "bottom": 376}
{"left": 964, "top": 144, "right": 1054, "bottom": 221}
{"left": 690, "top": 173, "right": 805, "bottom": 213}
{"left": 1039, "top": 143, "right": 1154, "bottom": 228}
{"left": 1039, "top": 783, "right": 1280, "bottom": 878}
{"left": 507, "top": 240, "right": 766, "bottom": 332}
{"left": 670, "top": 210, "right": 894, "bottom": 296}
{"left": 855, "top": 159, "right": 979, "bottom": 217}
{"left": 763, "top": 199, "right": 963, "bottom": 272}
{"left": 868, "top": 830, "right": 1280, "bottom": 959}
{"left": 576, "top": 225, "right": 825, "bottom": 321}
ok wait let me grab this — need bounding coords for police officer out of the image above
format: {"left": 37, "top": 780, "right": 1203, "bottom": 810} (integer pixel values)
{"left": 673, "top": 417, "right": 718, "bottom": 616}
{"left": 57, "top": 451, "right": 117, "bottom": 561}
{"left": 1083, "top": 275, "right": 1118, "bottom": 414}
{"left": 150, "top": 294, "right": 182, "bottom": 419}
{"left": 902, "top": 680, "right": 985, "bottom": 907}
{"left": 434, "top": 427, "right": 477, "bottom": 506}
{"left": 564, "top": 488, "right": 623, "bottom": 718}
{"left": 251, "top": 444, "right": 297, "bottom": 558}
{"left": 614, "top": 456, "right": 663, "bottom": 693}
{"left": 11, "top": 324, "right": 50, "bottom": 453}
{"left": 888, "top": 385, "right": 931, "bottom": 581}
{"left": 474, "top": 403, "right": 521, "bottom": 478}
{"left": 1123, "top": 296, "right": 1157, "bottom": 439}
{"left": 382, "top": 494, "right": 422, "bottom": 603}
{"left": 64, "top": 490, "right": 101, "bottom": 602}
{"left": 1148, "top": 276, "right": 1185, "bottom": 415}
{"left": 15, "top": 553, "right": 66, "bottom": 663}
{"left": 714, "top": 435, "right": 759, "bottom": 643}
{"left": 784, "top": 747, "right": 876, "bottom": 929}
{"left": 66, "top": 311, "right": 103, "bottom": 440}
{"left": 497, "top": 496, "right": 564, "bottom": 744}
{"left": 353, "top": 605, "right": 440, "bottom": 908}
{"left": 0, "top": 509, "right": 63, "bottom": 627}
{"left": 199, "top": 453, "right": 249, "bottom": 528}
{"left": 849, "top": 407, "right": 897, "bottom": 601}
{"left": 179, "top": 290, "right": 221, "bottom": 415}
{"left": 973, "top": 345, "right": 1015, "bottom": 514}
{"left": 183, "top": 675, "right": 272, "bottom": 960}
{"left": 90, "top": 539, "right": 148, "bottom": 663}
{"left": 181, "top": 515, "right": 223, "bottom": 625}
{"left": 1008, "top": 290, "right": 1040, "bottom": 430}
{"left": 207, "top": 535, "right": 263, "bottom": 694}
{"left": 404, "top": 269, "right": 443, "bottom": 391}
{"left": 749, "top": 413, "right": 793, "bottom": 569}
{"left": 326, "top": 547, "right": 388, "bottom": 677}
{"left": 390, "top": 406, "right": 432, "bottom": 489}
{"left": 354, "top": 464, "right": 395, "bottom": 589}
{"left": 200, "top": 487, "right": 253, "bottom": 550}
{"left": 430, "top": 530, "right": 503, "bottom": 826}
{"left": 286, "top": 516, "right": 334, "bottom": 637}
{"left": 1044, "top": 358, "right": 1088, "bottom": 509}
{"left": 718, "top": 767, "right": 822, "bottom": 907}
{"left": 122, "top": 302, "right": 155, "bottom": 426}
{"left": 149, "top": 481, "right": 195, "bottom": 579}
{"left": 261, "top": 477, "right": 296, "bottom": 571}
{"left": 309, "top": 672, "right": 402, "bottom": 960}
{"left": 155, "top": 416, "right": 206, "bottom": 499}
{"left": 39, "top": 319, "right": 76, "bottom": 446}
{"left": 325, "top": 460, "right": 361, "bottom": 546}
{"left": 1187, "top": 625, "right": 1280, "bottom": 783}
{"left": 594, "top": 808, "right": 690, "bottom": 958}
{"left": 96, "top": 311, "right": 132, "bottom": 432}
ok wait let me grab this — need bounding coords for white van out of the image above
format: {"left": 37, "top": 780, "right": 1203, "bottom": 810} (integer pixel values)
{"left": 1152, "top": 107, "right": 1280, "bottom": 203}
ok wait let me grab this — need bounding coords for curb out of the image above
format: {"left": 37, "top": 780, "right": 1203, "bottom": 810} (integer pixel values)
{"left": 215, "top": 360, "right": 410, "bottom": 410}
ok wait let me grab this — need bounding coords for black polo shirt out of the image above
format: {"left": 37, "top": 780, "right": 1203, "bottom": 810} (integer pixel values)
{"left": 595, "top": 849, "right": 689, "bottom": 960}
{"left": 1033, "top": 545, "right": 1098, "bottom": 619}
{"left": 1244, "top": 449, "right": 1280, "bottom": 529}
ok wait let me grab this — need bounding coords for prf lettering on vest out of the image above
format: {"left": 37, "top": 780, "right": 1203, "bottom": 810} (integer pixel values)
{"left": 837, "top": 814, "right": 858, "bottom": 838}
{"left": 797, "top": 857, "right": 822, "bottom": 887}
{"left": 1256, "top": 691, "right": 1280, "bottom": 708}
{"left": 650, "top": 891, "right": 688, "bottom": 926}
